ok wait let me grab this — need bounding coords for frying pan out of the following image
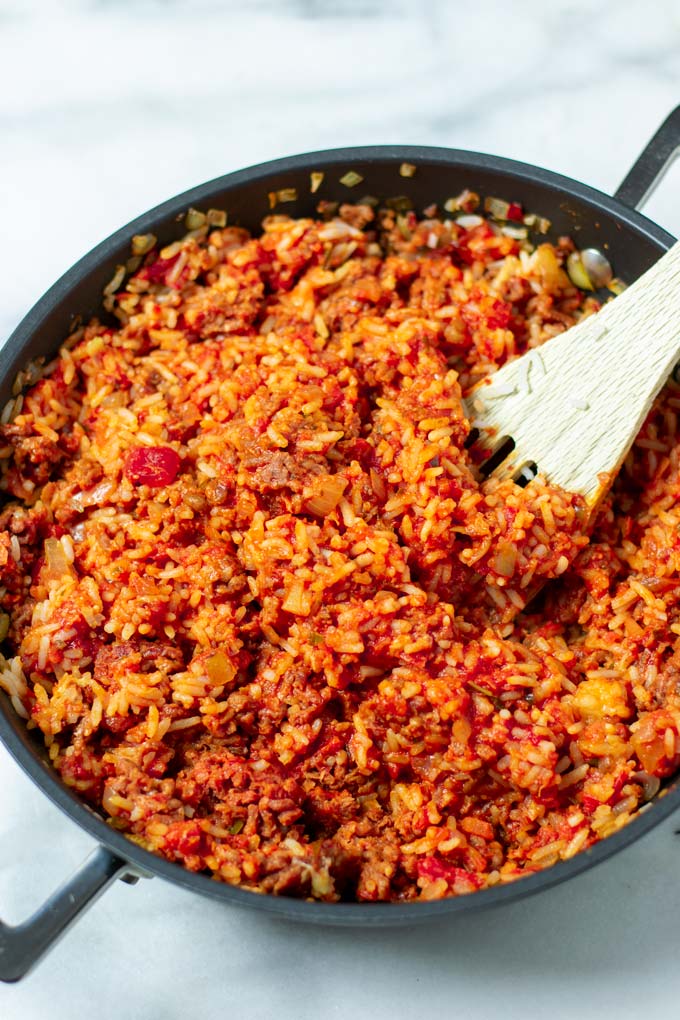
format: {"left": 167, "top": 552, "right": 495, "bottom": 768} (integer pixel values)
{"left": 1, "top": 107, "right": 679, "bottom": 982}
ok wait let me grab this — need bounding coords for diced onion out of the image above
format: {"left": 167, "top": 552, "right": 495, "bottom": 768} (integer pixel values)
{"left": 500, "top": 224, "right": 528, "bottom": 240}
{"left": 456, "top": 214, "right": 483, "bottom": 229}
{"left": 304, "top": 475, "right": 348, "bottom": 517}
{"left": 44, "top": 538, "right": 70, "bottom": 578}
{"left": 103, "top": 265, "right": 126, "bottom": 297}
{"left": 269, "top": 188, "right": 298, "bottom": 208}
{"left": 493, "top": 542, "right": 518, "bottom": 578}
{"left": 206, "top": 208, "right": 227, "bottom": 227}
{"left": 185, "top": 208, "right": 207, "bottom": 230}
{"left": 443, "top": 189, "right": 480, "bottom": 214}
{"left": 206, "top": 650, "right": 236, "bottom": 686}
{"left": 484, "top": 196, "right": 510, "bottom": 220}
{"left": 131, "top": 233, "right": 157, "bottom": 256}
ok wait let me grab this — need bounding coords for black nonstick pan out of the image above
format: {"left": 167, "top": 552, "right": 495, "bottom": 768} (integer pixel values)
{"left": 1, "top": 106, "right": 679, "bottom": 982}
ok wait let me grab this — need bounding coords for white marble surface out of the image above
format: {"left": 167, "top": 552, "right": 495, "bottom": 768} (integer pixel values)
{"left": 1, "top": 0, "right": 680, "bottom": 1015}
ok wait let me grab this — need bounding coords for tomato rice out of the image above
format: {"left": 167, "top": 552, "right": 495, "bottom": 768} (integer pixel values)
{"left": 1, "top": 197, "right": 678, "bottom": 902}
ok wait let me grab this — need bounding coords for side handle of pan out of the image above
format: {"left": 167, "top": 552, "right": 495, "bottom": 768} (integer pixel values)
{"left": 615, "top": 105, "right": 680, "bottom": 211}
{"left": 0, "top": 845, "right": 133, "bottom": 982}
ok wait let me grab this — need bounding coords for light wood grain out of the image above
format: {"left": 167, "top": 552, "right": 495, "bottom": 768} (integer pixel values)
{"left": 465, "top": 240, "right": 680, "bottom": 510}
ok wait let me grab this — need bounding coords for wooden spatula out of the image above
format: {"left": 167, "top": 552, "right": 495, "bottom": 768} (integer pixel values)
{"left": 465, "top": 240, "right": 680, "bottom": 512}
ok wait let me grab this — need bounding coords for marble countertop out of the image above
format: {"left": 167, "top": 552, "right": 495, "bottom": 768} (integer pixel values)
{"left": 1, "top": 1, "right": 680, "bottom": 1016}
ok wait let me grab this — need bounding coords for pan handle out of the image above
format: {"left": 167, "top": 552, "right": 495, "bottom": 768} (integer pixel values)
{"left": 0, "top": 845, "right": 133, "bottom": 982}
{"left": 615, "top": 105, "right": 680, "bottom": 211}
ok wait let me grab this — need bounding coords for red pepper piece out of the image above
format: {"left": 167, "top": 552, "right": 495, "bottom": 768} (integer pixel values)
{"left": 506, "top": 202, "right": 524, "bottom": 222}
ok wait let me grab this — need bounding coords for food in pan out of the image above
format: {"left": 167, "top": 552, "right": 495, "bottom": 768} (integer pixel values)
{"left": 1, "top": 195, "right": 677, "bottom": 902}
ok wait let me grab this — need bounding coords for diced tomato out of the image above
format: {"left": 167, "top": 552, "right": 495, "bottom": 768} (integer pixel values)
{"left": 609, "top": 771, "right": 629, "bottom": 803}
{"left": 581, "top": 795, "right": 602, "bottom": 815}
{"left": 417, "top": 857, "right": 484, "bottom": 891}
{"left": 125, "top": 446, "right": 181, "bottom": 487}
{"left": 144, "top": 252, "right": 181, "bottom": 284}
{"left": 461, "top": 290, "right": 512, "bottom": 332}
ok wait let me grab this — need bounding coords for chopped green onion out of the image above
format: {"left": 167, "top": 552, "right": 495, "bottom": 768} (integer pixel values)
{"left": 339, "top": 170, "right": 363, "bottom": 188}
{"left": 385, "top": 195, "right": 412, "bottom": 212}
{"left": 228, "top": 819, "right": 245, "bottom": 835}
{"left": 399, "top": 162, "right": 417, "bottom": 178}
{"left": 310, "top": 172, "right": 324, "bottom": 194}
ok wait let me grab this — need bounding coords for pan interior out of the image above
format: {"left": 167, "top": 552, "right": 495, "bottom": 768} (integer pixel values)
{"left": 0, "top": 146, "right": 677, "bottom": 922}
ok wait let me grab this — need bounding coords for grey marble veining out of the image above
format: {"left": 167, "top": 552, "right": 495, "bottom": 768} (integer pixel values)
{"left": 1, "top": 1, "right": 679, "bottom": 1016}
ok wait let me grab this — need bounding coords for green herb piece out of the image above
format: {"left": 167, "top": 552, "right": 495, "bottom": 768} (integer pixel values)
{"left": 340, "top": 170, "right": 364, "bottom": 188}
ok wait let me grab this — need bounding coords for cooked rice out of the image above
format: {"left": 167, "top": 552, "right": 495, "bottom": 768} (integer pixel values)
{"left": 0, "top": 198, "right": 678, "bottom": 903}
